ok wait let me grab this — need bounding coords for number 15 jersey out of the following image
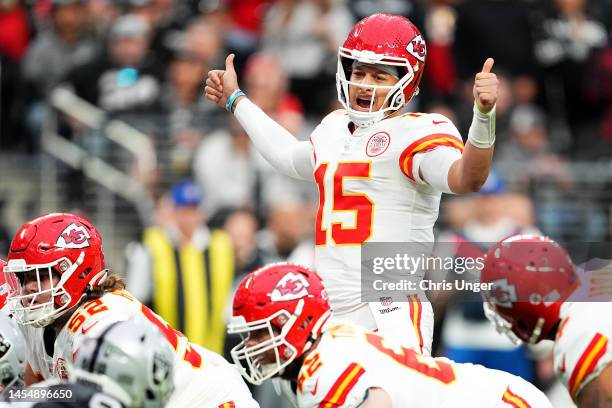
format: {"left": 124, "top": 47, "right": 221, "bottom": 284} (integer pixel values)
{"left": 310, "top": 110, "right": 463, "bottom": 314}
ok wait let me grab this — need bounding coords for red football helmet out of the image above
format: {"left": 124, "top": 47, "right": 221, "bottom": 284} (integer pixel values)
{"left": 337, "top": 13, "right": 426, "bottom": 127}
{"left": 4, "top": 213, "right": 108, "bottom": 327}
{"left": 481, "top": 235, "right": 579, "bottom": 344}
{"left": 228, "top": 263, "right": 331, "bottom": 385}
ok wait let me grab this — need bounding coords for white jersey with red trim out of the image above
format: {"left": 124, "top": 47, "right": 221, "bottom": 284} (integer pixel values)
{"left": 296, "top": 322, "right": 551, "bottom": 408}
{"left": 310, "top": 110, "right": 462, "bottom": 353}
{"left": 553, "top": 302, "right": 612, "bottom": 401}
{"left": 310, "top": 110, "right": 463, "bottom": 313}
{"left": 21, "top": 291, "right": 258, "bottom": 408}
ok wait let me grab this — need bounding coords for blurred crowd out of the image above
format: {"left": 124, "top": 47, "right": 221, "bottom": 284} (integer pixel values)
{"left": 0, "top": 0, "right": 610, "bottom": 405}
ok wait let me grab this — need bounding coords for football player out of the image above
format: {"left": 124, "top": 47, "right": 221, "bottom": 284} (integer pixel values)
{"left": 480, "top": 235, "right": 612, "bottom": 407}
{"left": 0, "top": 308, "right": 25, "bottom": 397}
{"left": 227, "top": 263, "right": 551, "bottom": 407}
{"left": 206, "top": 13, "right": 498, "bottom": 354}
{"left": 2, "top": 213, "right": 259, "bottom": 408}
{"left": 0, "top": 318, "right": 171, "bottom": 408}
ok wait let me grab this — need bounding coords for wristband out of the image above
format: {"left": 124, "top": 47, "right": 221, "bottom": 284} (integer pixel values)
{"left": 467, "top": 103, "right": 496, "bottom": 148}
{"left": 226, "top": 89, "right": 246, "bottom": 113}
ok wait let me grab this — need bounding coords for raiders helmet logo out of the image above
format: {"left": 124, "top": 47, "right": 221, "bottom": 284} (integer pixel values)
{"left": 56, "top": 223, "right": 91, "bottom": 249}
{"left": 407, "top": 35, "right": 426, "bottom": 62}
{"left": 271, "top": 272, "right": 310, "bottom": 302}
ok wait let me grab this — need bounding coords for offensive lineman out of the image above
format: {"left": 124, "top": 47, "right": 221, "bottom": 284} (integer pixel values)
{"left": 227, "top": 263, "right": 551, "bottom": 407}
{"left": 3, "top": 213, "right": 259, "bottom": 408}
{"left": 205, "top": 13, "right": 498, "bottom": 354}
{"left": 481, "top": 235, "right": 612, "bottom": 407}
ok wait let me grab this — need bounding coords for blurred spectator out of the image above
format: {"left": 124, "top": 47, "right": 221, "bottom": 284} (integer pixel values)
{"left": 0, "top": 0, "right": 30, "bottom": 61}
{"left": 84, "top": 0, "right": 121, "bottom": 38}
{"left": 498, "top": 105, "right": 573, "bottom": 188}
{"left": 62, "top": 14, "right": 163, "bottom": 114}
{"left": 125, "top": 180, "right": 235, "bottom": 354}
{"left": 223, "top": 207, "right": 268, "bottom": 278}
{"left": 23, "top": 0, "right": 97, "bottom": 97}
{"left": 126, "top": 0, "right": 194, "bottom": 64}
{"left": 422, "top": 2, "right": 457, "bottom": 99}
{"left": 259, "top": 200, "right": 315, "bottom": 268}
{"left": 22, "top": 0, "right": 98, "bottom": 143}
{"left": 533, "top": 0, "right": 607, "bottom": 155}
{"left": 159, "top": 32, "right": 224, "bottom": 177}
{"left": 0, "top": 0, "right": 31, "bottom": 149}
{"left": 582, "top": 46, "right": 612, "bottom": 157}
{"left": 453, "top": 0, "right": 537, "bottom": 80}
{"left": 243, "top": 52, "right": 304, "bottom": 134}
{"left": 224, "top": 0, "right": 274, "bottom": 63}
{"left": 193, "top": 116, "right": 273, "bottom": 218}
{"left": 261, "top": 0, "right": 354, "bottom": 117}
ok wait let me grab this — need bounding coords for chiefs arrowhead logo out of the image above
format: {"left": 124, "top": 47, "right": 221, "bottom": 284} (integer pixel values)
{"left": 56, "top": 223, "right": 91, "bottom": 249}
{"left": 271, "top": 272, "right": 310, "bottom": 302}
{"left": 489, "top": 278, "right": 518, "bottom": 308}
{"left": 407, "top": 34, "right": 426, "bottom": 62}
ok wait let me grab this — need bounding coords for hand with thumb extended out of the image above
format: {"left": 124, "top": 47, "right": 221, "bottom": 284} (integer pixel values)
{"left": 205, "top": 54, "right": 241, "bottom": 109}
{"left": 473, "top": 58, "right": 498, "bottom": 113}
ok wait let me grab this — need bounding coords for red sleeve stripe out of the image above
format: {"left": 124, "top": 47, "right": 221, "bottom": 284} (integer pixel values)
{"left": 399, "top": 134, "right": 464, "bottom": 181}
{"left": 319, "top": 362, "right": 366, "bottom": 408}
{"left": 502, "top": 387, "right": 532, "bottom": 408}
{"left": 568, "top": 333, "right": 608, "bottom": 398}
{"left": 217, "top": 402, "right": 235, "bottom": 408}
{"left": 408, "top": 295, "right": 423, "bottom": 353}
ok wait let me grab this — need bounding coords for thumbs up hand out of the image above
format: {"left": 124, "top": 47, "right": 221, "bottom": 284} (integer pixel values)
{"left": 205, "top": 54, "right": 241, "bottom": 108}
{"left": 473, "top": 58, "right": 498, "bottom": 113}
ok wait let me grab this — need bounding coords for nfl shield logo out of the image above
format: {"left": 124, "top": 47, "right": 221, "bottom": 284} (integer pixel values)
{"left": 380, "top": 297, "right": 393, "bottom": 307}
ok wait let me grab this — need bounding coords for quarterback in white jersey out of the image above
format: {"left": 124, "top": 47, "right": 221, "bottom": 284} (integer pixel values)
{"left": 481, "top": 235, "right": 612, "bottom": 407}
{"left": 206, "top": 13, "right": 498, "bottom": 354}
{"left": 3, "top": 213, "right": 259, "bottom": 408}
{"left": 227, "top": 263, "right": 551, "bottom": 408}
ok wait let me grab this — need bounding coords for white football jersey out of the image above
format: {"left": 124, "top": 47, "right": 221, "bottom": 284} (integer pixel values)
{"left": 296, "top": 322, "right": 551, "bottom": 408}
{"left": 310, "top": 110, "right": 463, "bottom": 313}
{"left": 554, "top": 302, "right": 612, "bottom": 401}
{"left": 21, "top": 291, "right": 258, "bottom": 408}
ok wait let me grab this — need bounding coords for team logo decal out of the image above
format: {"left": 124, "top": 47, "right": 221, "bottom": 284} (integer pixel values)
{"left": 55, "top": 357, "right": 69, "bottom": 380}
{"left": 366, "top": 132, "right": 391, "bottom": 157}
{"left": 489, "top": 278, "right": 517, "bottom": 308}
{"left": 407, "top": 34, "right": 426, "bottom": 62}
{"left": 271, "top": 272, "right": 310, "bottom": 301}
{"left": 56, "top": 223, "right": 91, "bottom": 249}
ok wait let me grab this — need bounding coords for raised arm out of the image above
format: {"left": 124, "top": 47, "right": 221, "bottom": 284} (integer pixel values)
{"left": 205, "top": 54, "right": 314, "bottom": 181}
{"left": 447, "top": 58, "right": 498, "bottom": 194}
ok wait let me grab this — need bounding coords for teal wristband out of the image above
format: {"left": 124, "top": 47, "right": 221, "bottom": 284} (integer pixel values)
{"left": 226, "top": 89, "right": 246, "bottom": 112}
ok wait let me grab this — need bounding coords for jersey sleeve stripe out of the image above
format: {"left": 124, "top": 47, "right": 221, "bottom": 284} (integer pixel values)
{"left": 568, "top": 333, "right": 608, "bottom": 398}
{"left": 502, "top": 387, "right": 532, "bottom": 408}
{"left": 319, "top": 362, "right": 366, "bottom": 407}
{"left": 399, "top": 134, "right": 464, "bottom": 181}
{"left": 217, "top": 402, "right": 235, "bottom": 408}
{"left": 408, "top": 295, "right": 423, "bottom": 353}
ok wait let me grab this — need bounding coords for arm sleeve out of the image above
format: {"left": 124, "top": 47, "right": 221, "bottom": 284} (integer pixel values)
{"left": 412, "top": 146, "right": 462, "bottom": 194}
{"left": 234, "top": 99, "right": 314, "bottom": 181}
